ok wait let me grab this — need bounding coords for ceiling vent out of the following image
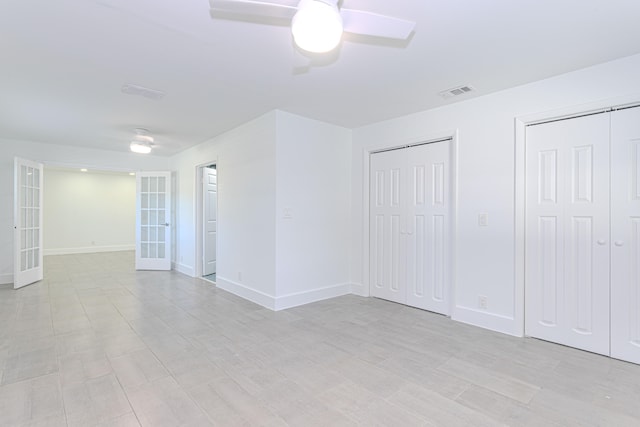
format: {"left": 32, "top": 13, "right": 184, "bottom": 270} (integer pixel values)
{"left": 121, "top": 83, "right": 165, "bottom": 100}
{"left": 439, "top": 85, "right": 474, "bottom": 99}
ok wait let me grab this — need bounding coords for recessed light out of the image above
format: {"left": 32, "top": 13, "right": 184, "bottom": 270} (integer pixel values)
{"left": 80, "top": 168, "right": 88, "bottom": 172}
{"left": 129, "top": 172, "right": 135, "bottom": 176}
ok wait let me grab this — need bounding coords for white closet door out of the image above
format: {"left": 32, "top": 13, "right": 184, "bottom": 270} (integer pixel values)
{"left": 136, "top": 172, "right": 172, "bottom": 270}
{"left": 525, "top": 113, "right": 610, "bottom": 355}
{"left": 370, "top": 149, "right": 407, "bottom": 304}
{"left": 203, "top": 167, "right": 217, "bottom": 276}
{"left": 611, "top": 107, "right": 640, "bottom": 364}
{"left": 405, "top": 142, "right": 451, "bottom": 315}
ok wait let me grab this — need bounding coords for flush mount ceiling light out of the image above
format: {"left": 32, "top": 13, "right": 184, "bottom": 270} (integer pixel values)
{"left": 130, "top": 128, "right": 154, "bottom": 154}
{"left": 291, "top": 0, "right": 343, "bottom": 53}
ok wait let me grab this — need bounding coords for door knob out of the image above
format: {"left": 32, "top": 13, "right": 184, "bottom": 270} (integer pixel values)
{"left": 163, "top": 223, "right": 170, "bottom": 227}
{"left": 597, "top": 240, "right": 607, "bottom": 246}
{"left": 614, "top": 240, "right": 624, "bottom": 247}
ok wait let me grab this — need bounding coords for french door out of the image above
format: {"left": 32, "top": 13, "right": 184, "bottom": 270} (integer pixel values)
{"left": 369, "top": 140, "right": 451, "bottom": 315}
{"left": 525, "top": 106, "right": 640, "bottom": 364}
{"left": 135, "top": 172, "right": 171, "bottom": 270}
{"left": 13, "top": 157, "right": 44, "bottom": 289}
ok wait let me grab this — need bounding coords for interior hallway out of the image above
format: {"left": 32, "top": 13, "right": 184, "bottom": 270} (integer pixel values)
{"left": 1, "top": 252, "right": 639, "bottom": 426}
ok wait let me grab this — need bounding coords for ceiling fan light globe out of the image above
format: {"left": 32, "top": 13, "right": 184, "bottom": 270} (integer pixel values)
{"left": 130, "top": 141, "right": 152, "bottom": 154}
{"left": 291, "top": 0, "right": 343, "bottom": 53}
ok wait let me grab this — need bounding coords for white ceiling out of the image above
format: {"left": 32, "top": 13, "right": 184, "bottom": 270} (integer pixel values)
{"left": 2, "top": 0, "right": 640, "bottom": 156}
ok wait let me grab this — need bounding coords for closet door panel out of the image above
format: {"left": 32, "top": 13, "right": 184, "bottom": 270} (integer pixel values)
{"left": 525, "top": 113, "right": 610, "bottom": 355}
{"left": 406, "top": 141, "right": 451, "bottom": 314}
{"left": 370, "top": 149, "right": 408, "bottom": 304}
{"left": 611, "top": 107, "right": 640, "bottom": 364}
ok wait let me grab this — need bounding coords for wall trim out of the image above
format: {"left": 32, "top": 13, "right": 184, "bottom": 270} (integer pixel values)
{"left": 216, "top": 276, "right": 276, "bottom": 310}
{"left": 0, "top": 273, "right": 13, "bottom": 285}
{"left": 215, "top": 278, "right": 354, "bottom": 312}
{"left": 43, "top": 245, "right": 134, "bottom": 256}
{"left": 452, "top": 305, "right": 520, "bottom": 337}
{"left": 350, "top": 282, "right": 368, "bottom": 297}
{"left": 274, "top": 283, "right": 352, "bottom": 311}
{"left": 174, "top": 262, "right": 195, "bottom": 277}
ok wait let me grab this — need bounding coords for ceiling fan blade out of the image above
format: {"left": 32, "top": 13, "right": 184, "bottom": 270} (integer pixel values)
{"left": 209, "top": 0, "right": 297, "bottom": 20}
{"left": 340, "top": 8, "right": 415, "bottom": 40}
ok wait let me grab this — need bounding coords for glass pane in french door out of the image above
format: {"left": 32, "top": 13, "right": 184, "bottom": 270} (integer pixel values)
{"left": 19, "top": 164, "right": 41, "bottom": 272}
{"left": 140, "top": 176, "right": 166, "bottom": 259}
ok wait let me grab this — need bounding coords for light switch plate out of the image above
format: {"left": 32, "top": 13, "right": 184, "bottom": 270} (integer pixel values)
{"left": 478, "top": 213, "right": 489, "bottom": 227}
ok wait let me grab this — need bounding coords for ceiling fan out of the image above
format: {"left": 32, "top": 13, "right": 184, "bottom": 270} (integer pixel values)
{"left": 209, "top": 0, "right": 416, "bottom": 53}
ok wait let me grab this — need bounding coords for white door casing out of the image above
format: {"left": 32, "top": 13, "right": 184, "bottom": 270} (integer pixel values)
{"left": 525, "top": 113, "right": 610, "bottom": 356}
{"left": 135, "top": 172, "right": 172, "bottom": 270}
{"left": 369, "top": 140, "right": 451, "bottom": 314}
{"left": 203, "top": 166, "right": 217, "bottom": 276}
{"left": 14, "top": 157, "right": 44, "bottom": 289}
{"left": 610, "top": 107, "right": 640, "bottom": 364}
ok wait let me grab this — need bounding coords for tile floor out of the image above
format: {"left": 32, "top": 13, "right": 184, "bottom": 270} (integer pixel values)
{"left": 1, "top": 251, "right": 639, "bottom": 426}
{"left": 202, "top": 273, "right": 216, "bottom": 284}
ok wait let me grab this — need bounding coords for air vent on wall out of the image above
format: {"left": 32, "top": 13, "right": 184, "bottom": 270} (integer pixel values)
{"left": 121, "top": 83, "right": 165, "bottom": 100}
{"left": 438, "top": 85, "right": 474, "bottom": 99}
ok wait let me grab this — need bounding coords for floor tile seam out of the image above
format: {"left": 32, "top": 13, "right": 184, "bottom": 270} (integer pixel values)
{"left": 110, "top": 364, "right": 144, "bottom": 427}
{"left": 384, "top": 384, "right": 490, "bottom": 426}
{"left": 434, "top": 359, "right": 540, "bottom": 405}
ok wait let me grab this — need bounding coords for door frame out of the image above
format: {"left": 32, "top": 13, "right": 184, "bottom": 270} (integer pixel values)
{"left": 194, "top": 159, "right": 218, "bottom": 278}
{"left": 363, "top": 130, "right": 459, "bottom": 316}
{"left": 12, "top": 160, "right": 137, "bottom": 286}
{"left": 515, "top": 94, "right": 640, "bottom": 338}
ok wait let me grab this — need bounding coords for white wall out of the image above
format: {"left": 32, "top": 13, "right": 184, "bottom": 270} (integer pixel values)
{"left": 169, "top": 112, "right": 278, "bottom": 304}
{"left": 274, "top": 111, "right": 352, "bottom": 309}
{"left": 43, "top": 169, "right": 135, "bottom": 255}
{"left": 169, "top": 111, "right": 352, "bottom": 310}
{"left": 350, "top": 53, "right": 640, "bottom": 336}
{"left": 0, "top": 138, "right": 168, "bottom": 284}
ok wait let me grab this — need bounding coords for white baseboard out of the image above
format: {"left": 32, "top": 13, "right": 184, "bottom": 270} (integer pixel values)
{"left": 0, "top": 273, "right": 12, "bottom": 285}
{"left": 215, "top": 278, "right": 353, "bottom": 312}
{"left": 216, "top": 277, "right": 276, "bottom": 310}
{"left": 274, "top": 283, "right": 352, "bottom": 311}
{"left": 350, "top": 282, "right": 369, "bottom": 297}
{"left": 44, "top": 244, "right": 135, "bottom": 256}
{"left": 174, "top": 262, "right": 195, "bottom": 277}
{"left": 452, "top": 305, "right": 521, "bottom": 337}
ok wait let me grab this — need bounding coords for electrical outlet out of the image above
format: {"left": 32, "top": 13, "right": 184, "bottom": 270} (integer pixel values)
{"left": 238, "top": 271, "right": 242, "bottom": 281}
{"left": 478, "top": 295, "right": 488, "bottom": 310}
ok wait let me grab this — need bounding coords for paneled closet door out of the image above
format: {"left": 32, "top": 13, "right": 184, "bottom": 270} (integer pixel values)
{"left": 405, "top": 142, "right": 451, "bottom": 315}
{"left": 525, "top": 113, "right": 610, "bottom": 356}
{"left": 611, "top": 107, "right": 640, "bottom": 364}
{"left": 370, "top": 148, "right": 408, "bottom": 304}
